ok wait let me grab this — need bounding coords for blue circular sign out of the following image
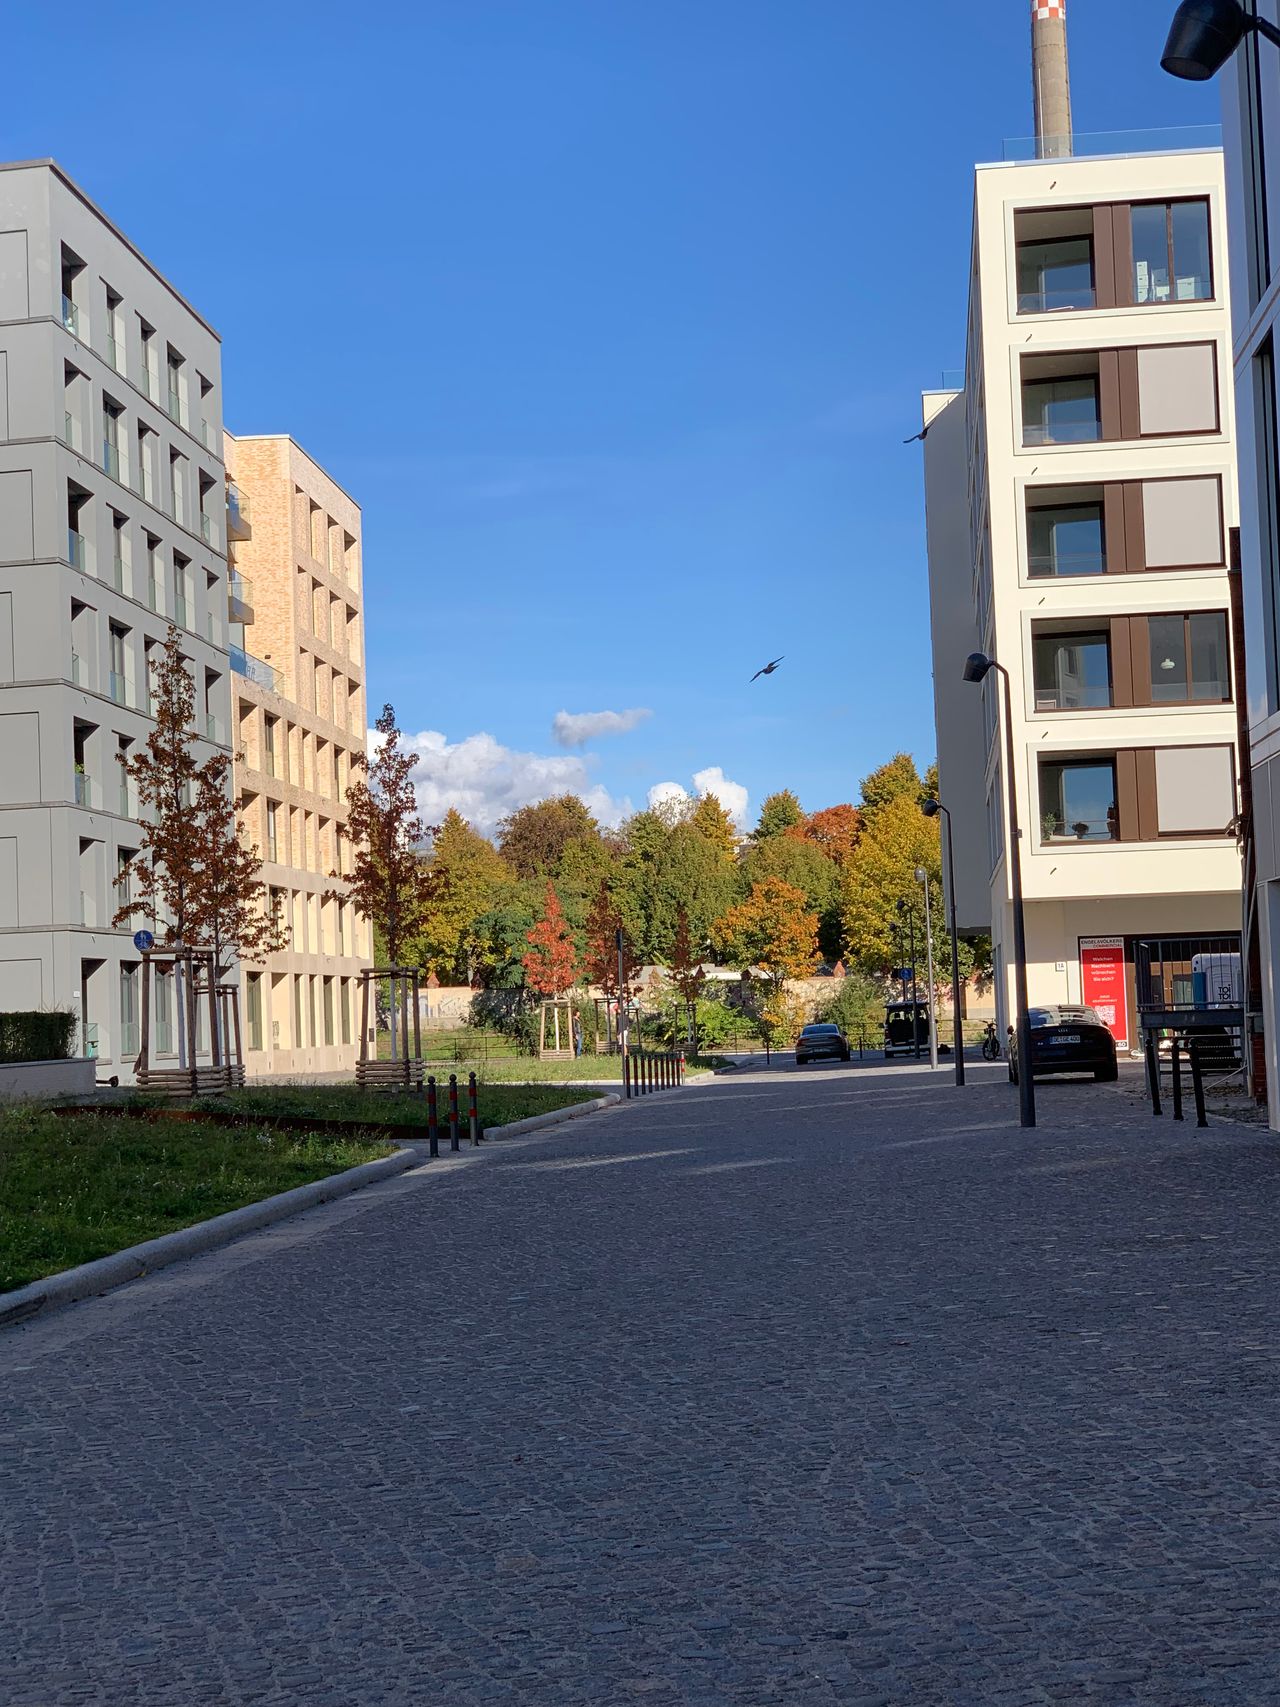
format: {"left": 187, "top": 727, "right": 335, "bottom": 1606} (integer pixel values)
{"left": 133, "top": 930, "right": 156, "bottom": 952}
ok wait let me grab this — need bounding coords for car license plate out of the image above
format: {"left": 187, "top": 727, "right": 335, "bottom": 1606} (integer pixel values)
{"left": 1049, "top": 1034, "right": 1082, "bottom": 1045}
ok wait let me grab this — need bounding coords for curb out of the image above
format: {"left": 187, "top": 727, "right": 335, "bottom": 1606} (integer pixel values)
{"left": 0, "top": 1092, "right": 622, "bottom": 1330}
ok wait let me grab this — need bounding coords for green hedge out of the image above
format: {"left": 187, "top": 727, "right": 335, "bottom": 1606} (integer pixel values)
{"left": 0, "top": 1011, "right": 78, "bottom": 1064}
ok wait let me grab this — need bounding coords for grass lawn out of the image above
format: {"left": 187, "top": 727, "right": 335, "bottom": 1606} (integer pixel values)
{"left": 209, "top": 1083, "right": 602, "bottom": 1127}
{"left": 0, "top": 1108, "right": 394, "bottom": 1294}
{"left": 370, "top": 1056, "right": 725, "bottom": 1085}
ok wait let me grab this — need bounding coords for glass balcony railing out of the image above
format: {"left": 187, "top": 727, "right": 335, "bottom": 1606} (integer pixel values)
{"left": 1018, "top": 287, "right": 1098, "bottom": 314}
{"left": 80, "top": 890, "right": 96, "bottom": 927}
{"left": 70, "top": 651, "right": 81, "bottom": 686}
{"left": 74, "top": 770, "right": 93, "bottom": 807}
{"left": 109, "top": 671, "right": 128, "bottom": 706}
{"left": 145, "top": 576, "right": 159, "bottom": 614}
{"left": 1022, "top": 420, "right": 1102, "bottom": 447}
{"left": 111, "top": 554, "right": 126, "bottom": 593}
{"left": 83, "top": 1020, "right": 99, "bottom": 1059}
{"left": 63, "top": 410, "right": 78, "bottom": 450}
{"left": 1041, "top": 814, "right": 1119, "bottom": 843}
{"left": 67, "top": 528, "right": 85, "bottom": 570}
{"left": 167, "top": 388, "right": 183, "bottom": 425}
{"left": 1028, "top": 552, "right": 1109, "bottom": 578}
{"left": 230, "top": 644, "right": 278, "bottom": 693}
{"left": 1001, "top": 124, "right": 1223, "bottom": 164}
{"left": 140, "top": 365, "right": 156, "bottom": 402}
{"left": 102, "top": 439, "right": 123, "bottom": 482}
{"left": 200, "top": 512, "right": 213, "bottom": 545}
{"left": 106, "top": 333, "right": 122, "bottom": 374}
{"left": 61, "top": 294, "right": 80, "bottom": 335}
{"left": 205, "top": 714, "right": 223, "bottom": 743}
{"left": 119, "top": 779, "right": 130, "bottom": 816}
{"left": 174, "top": 594, "right": 189, "bottom": 630}
{"left": 229, "top": 575, "right": 253, "bottom": 607}
{"left": 200, "top": 418, "right": 213, "bottom": 450}
{"left": 227, "top": 482, "right": 251, "bottom": 540}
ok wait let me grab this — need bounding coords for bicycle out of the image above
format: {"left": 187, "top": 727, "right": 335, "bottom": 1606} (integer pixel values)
{"left": 981, "top": 1023, "right": 1002, "bottom": 1061}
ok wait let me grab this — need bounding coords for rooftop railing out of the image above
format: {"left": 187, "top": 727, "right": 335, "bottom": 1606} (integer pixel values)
{"left": 1000, "top": 125, "right": 1222, "bottom": 164}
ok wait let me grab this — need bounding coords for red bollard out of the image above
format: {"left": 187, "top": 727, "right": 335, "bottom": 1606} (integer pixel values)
{"left": 448, "top": 1073, "right": 461, "bottom": 1150}
{"left": 427, "top": 1075, "right": 439, "bottom": 1158}
{"left": 468, "top": 1071, "right": 480, "bottom": 1145}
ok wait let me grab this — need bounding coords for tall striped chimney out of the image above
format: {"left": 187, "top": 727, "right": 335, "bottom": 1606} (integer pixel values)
{"left": 1032, "top": 0, "right": 1073, "bottom": 159}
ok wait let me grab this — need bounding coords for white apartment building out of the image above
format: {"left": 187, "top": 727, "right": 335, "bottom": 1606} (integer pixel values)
{"left": 925, "top": 139, "right": 1243, "bottom": 1056}
{"left": 1221, "top": 0, "right": 1280, "bottom": 1122}
{"left": 0, "top": 160, "right": 232, "bottom": 1075}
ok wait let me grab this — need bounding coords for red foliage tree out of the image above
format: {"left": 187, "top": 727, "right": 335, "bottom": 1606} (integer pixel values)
{"left": 522, "top": 883, "right": 579, "bottom": 997}
{"left": 583, "top": 883, "right": 636, "bottom": 1002}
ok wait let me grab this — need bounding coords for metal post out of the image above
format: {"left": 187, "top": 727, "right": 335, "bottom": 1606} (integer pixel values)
{"left": 1146, "top": 1034, "right": 1162, "bottom": 1117}
{"left": 623, "top": 1050, "right": 631, "bottom": 1100}
{"left": 997, "top": 663, "right": 1036, "bottom": 1130}
{"left": 937, "top": 803, "right": 966, "bottom": 1087}
{"left": 468, "top": 1071, "right": 480, "bottom": 1144}
{"left": 1171, "top": 1040, "right": 1184, "bottom": 1122}
{"left": 906, "top": 906, "right": 920, "bottom": 1060}
{"left": 918, "top": 869, "right": 938, "bottom": 1071}
{"left": 448, "top": 1073, "right": 460, "bottom": 1150}
{"left": 616, "top": 928, "right": 628, "bottom": 1067}
{"left": 1190, "top": 1041, "right": 1208, "bottom": 1129}
{"left": 427, "top": 1075, "right": 439, "bottom": 1158}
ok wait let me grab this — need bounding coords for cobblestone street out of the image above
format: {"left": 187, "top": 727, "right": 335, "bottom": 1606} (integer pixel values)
{"left": 7, "top": 1061, "right": 1280, "bottom": 1705}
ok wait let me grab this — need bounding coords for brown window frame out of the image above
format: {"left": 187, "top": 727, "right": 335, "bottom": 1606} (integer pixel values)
{"left": 1133, "top": 611, "right": 1233, "bottom": 708}
{"left": 1026, "top": 475, "right": 1225, "bottom": 576}
{"left": 1124, "top": 198, "right": 1216, "bottom": 308}
{"left": 1039, "top": 745, "right": 1237, "bottom": 846}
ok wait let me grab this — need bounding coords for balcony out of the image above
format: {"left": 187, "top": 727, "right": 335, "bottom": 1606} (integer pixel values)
{"left": 228, "top": 576, "right": 254, "bottom": 625}
{"left": 70, "top": 651, "right": 82, "bottom": 686}
{"left": 74, "top": 770, "right": 94, "bottom": 808}
{"left": 226, "top": 482, "right": 251, "bottom": 541}
{"left": 109, "top": 671, "right": 128, "bottom": 707}
{"left": 1028, "top": 551, "right": 1108, "bottom": 579}
{"left": 67, "top": 528, "right": 85, "bottom": 570}
{"left": 205, "top": 714, "right": 223, "bottom": 744}
{"left": 230, "top": 644, "right": 278, "bottom": 693}
{"left": 102, "top": 439, "right": 124, "bottom": 483}
{"left": 61, "top": 294, "right": 81, "bottom": 336}
{"left": 111, "top": 554, "right": 126, "bottom": 594}
{"left": 200, "top": 512, "right": 214, "bottom": 546}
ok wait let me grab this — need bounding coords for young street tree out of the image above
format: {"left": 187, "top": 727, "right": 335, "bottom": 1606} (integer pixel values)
{"left": 330, "top": 703, "right": 436, "bottom": 966}
{"left": 523, "top": 882, "right": 579, "bottom": 997}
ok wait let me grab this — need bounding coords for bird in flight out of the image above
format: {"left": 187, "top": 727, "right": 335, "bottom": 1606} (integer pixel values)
{"left": 903, "top": 425, "right": 929, "bottom": 444}
{"left": 750, "top": 656, "right": 784, "bottom": 683}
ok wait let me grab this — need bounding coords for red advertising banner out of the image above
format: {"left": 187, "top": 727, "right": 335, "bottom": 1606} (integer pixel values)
{"left": 1080, "top": 936, "right": 1129, "bottom": 1050}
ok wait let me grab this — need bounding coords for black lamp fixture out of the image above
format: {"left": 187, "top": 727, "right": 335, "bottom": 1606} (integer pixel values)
{"left": 962, "top": 651, "right": 991, "bottom": 685}
{"left": 1162, "top": 0, "right": 1280, "bottom": 82}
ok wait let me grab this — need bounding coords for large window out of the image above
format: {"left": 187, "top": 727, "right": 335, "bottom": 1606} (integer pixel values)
{"left": 1131, "top": 200, "right": 1213, "bottom": 305}
{"left": 246, "top": 973, "right": 263, "bottom": 1053}
{"left": 1022, "top": 374, "right": 1101, "bottom": 446}
{"left": 1033, "top": 629, "right": 1112, "bottom": 711}
{"left": 1040, "top": 758, "right": 1118, "bottom": 842}
{"left": 1147, "top": 612, "right": 1231, "bottom": 704}
{"left": 119, "top": 963, "right": 139, "bottom": 1059}
{"left": 1028, "top": 500, "right": 1106, "bottom": 577}
{"left": 1017, "top": 236, "right": 1095, "bottom": 314}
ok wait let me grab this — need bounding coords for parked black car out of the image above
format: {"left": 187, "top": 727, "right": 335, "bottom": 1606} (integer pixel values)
{"left": 795, "top": 1023, "right": 851, "bottom": 1065}
{"left": 1008, "top": 1005, "right": 1118, "bottom": 1084}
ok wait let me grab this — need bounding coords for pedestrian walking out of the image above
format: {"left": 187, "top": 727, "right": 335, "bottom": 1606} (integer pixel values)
{"left": 573, "top": 1014, "right": 583, "bottom": 1058}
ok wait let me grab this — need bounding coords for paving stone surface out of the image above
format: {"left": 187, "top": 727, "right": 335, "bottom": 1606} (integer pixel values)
{"left": 5, "top": 1059, "right": 1280, "bottom": 1704}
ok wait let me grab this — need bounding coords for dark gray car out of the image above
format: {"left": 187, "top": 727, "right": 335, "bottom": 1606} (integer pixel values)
{"left": 795, "top": 1023, "right": 851, "bottom": 1066}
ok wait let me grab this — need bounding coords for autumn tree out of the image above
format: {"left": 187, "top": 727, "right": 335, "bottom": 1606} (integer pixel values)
{"left": 739, "top": 834, "right": 842, "bottom": 962}
{"left": 583, "top": 882, "right": 639, "bottom": 1007}
{"left": 190, "top": 766, "right": 290, "bottom": 982}
{"left": 669, "top": 907, "right": 707, "bottom": 1007}
{"left": 691, "top": 791, "right": 739, "bottom": 860}
{"left": 498, "top": 795, "right": 600, "bottom": 879}
{"left": 713, "top": 877, "right": 818, "bottom": 993}
{"left": 414, "top": 808, "right": 514, "bottom": 982}
{"left": 331, "top": 702, "right": 437, "bottom": 974}
{"left": 522, "top": 882, "right": 579, "bottom": 997}
{"left": 859, "top": 753, "right": 926, "bottom": 825}
{"left": 755, "top": 789, "right": 805, "bottom": 840}
{"left": 840, "top": 792, "right": 942, "bottom": 976}
{"left": 802, "top": 804, "right": 862, "bottom": 866}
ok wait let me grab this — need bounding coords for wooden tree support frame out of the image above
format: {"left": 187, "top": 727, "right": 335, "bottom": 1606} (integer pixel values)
{"left": 538, "top": 997, "right": 575, "bottom": 1061}
{"left": 356, "top": 965, "right": 424, "bottom": 1089}
{"left": 135, "top": 947, "right": 246, "bottom": 1097}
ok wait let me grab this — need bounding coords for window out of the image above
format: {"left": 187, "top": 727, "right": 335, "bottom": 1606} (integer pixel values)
{"left": 169, "top": 449, "right": 186, "bottom": 526}
{"left": 110, "top": 511, "right": 128, "bottom": 593}
{"left": 246, "top": 973, "right": 263, "bottom": 1052}
{"left": 105, "top": 287, "right": 124, "bottom": 373}
{"left": 119, "top": 963, "right": 139, "bottom": 1059}
{"left": 116, "top": 847, "right": 135, "bottom": 905}
{"left": 340, "top": 978, "right": 351, "bottom": 1046}
{"left": 1040, "top": 758, "right": 1119, "bottom": 842}
{"left": 266, "top": 800, "right": 279, "bottom": 863}
{"left": 292, "top": 975, "right": 304, "bottom": 1048}
{"left": 135, "top": 423, "right": 154, "bottom": 502}
{"left": 1147, "top": 613, "right": 1231, "bottom": 704}
{"left": 1017, "top": 222, "right": 1095, "bottom": 312}
{"left": 1033, "top": 629, "right": 1111, "bottom": 711}
{"left": 1022, "top": 373, "right": 1100, "bottom": 446}
{"left": 166, "top": 346, "right": 184, "bottom": 425}
{"left": 323, "top": 977, "right": 334, "bottom": 1047}
{"left": 1132, "top": 200, "right": 1213, "bottom": 305}
{"left": 117, "top": 738, "right": 132, "bottom": 815}
{"left": 138, "top": 319, "right": 156, "bottom": 400}
{"left": 145, "top": 534, "right": 161, "bottom": 613}
{"left": 1028, "top": 500, "right": 1106, "bottom": 577}
{"left": 174, "top": 553, "right": 192, "bottom": 629}
{"left": 264, "top": 715, "right": 278, "bottom": 778}
{"left": 108, "top": 624, "right": 129, "bottom": 706}
{"left": 102, "top": 397, "right": 124, "bottom": 482}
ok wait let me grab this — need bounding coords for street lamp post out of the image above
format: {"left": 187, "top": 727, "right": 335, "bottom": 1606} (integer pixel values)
{"left": 897, "top": 899, "right": 921, "bottom": 1059}
{"left": 963, "top": 652, "right": 1035, "bottom": 1129}
{"left": 915, "top": 865, "right": 939, "bottom": 1071}
{"left": 922, "top": 798, "right": 965, "bottom": 1087}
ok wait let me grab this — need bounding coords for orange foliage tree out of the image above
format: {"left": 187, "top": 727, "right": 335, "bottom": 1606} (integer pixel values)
{"left": 523, "top": 882, "right": 579, "bottom": 997}
{"left": 712, "top": 877, "right": 819, "bottom": 1043}
{"left": 801, "top": 803, "right": 862, "bottom": 865}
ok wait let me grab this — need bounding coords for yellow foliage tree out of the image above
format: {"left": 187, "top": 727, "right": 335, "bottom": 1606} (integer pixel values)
{"left": 712, "top": 877, "right": 819, "bottom": 996}
{"left": 690, "top": 792, "right": 739, "bottom": 861}
{"left": 841, "top": 793, "right": 942, "bottom": 974}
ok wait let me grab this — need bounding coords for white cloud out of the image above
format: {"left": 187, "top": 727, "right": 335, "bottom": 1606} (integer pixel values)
{"left": 397, "top": 728, "right": 632, "bottom": 837}
{"left": 552, "top": 707, "right": 652, "bottom": 748}
{"left": 645, "top": 767, "right": 751, "bottom": 828}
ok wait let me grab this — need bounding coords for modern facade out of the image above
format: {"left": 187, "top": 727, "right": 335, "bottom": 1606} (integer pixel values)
{"left": 924, "top": 139, "right": 1244, "bottom": 1056}
{"left": 1222, "top": 0, "right": 1280, "bottom": 1122}
{"left": 224, "top": 434, "right": 371, "bottom": 1077}
{"left": 0, "top": 159, "right": 233, "bottom": 1075}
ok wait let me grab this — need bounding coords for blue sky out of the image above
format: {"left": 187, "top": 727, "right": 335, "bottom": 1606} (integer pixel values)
{"left": 7, "top": 2, "right": 1220, "bottom": 832}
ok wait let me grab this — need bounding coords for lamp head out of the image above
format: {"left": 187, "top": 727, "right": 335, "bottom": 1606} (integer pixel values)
{"left": 921, "top": 798, "right": 940, "bottom": 819}
{"left": 963, "top": 652, "right": 992, "bottom": 684}
{"left": 915, "top": 866, "right": 928, "bottom": 884}
{"left": 1162, "top": 0, "right": 1250, "bottom": 80}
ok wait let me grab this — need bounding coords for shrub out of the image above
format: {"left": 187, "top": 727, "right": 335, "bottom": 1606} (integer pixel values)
{"left": 0, "top": 1010, "right": 78, "bottom": 1064}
